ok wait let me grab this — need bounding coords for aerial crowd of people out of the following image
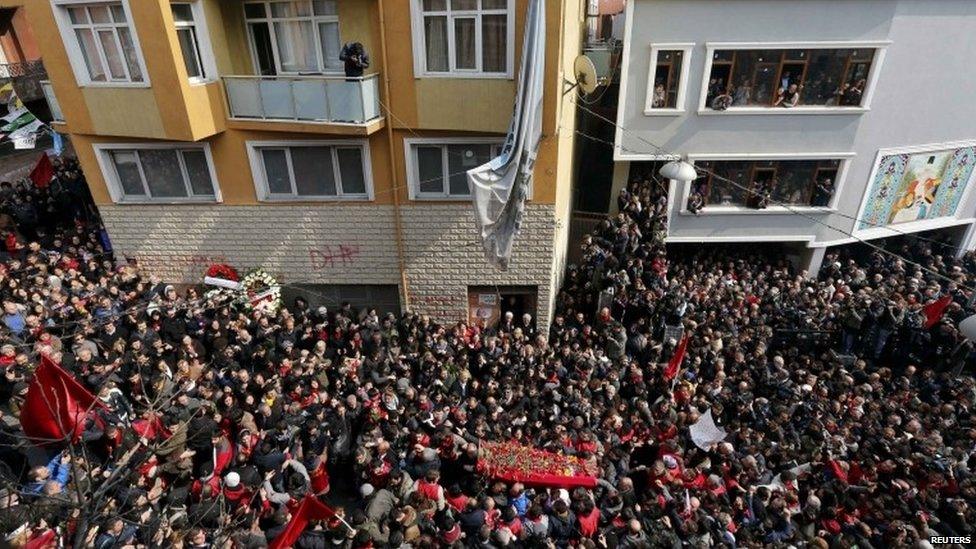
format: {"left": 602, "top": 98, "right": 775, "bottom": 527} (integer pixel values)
{"left": 0, "top": 157, "right": 973, "bottom": 548}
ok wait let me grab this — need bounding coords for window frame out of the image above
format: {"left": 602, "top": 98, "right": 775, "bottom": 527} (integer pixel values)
{"left": 697, "top": 41, "right": 889, "bottom": 115}
{"left": 409, "top": 0, "right": 515, "bottom": 79}
{"left": 644, "top": 43, "right": 693, "bottom": 115}
{"left": 404, "top": 137, "right": 505, "bottom": 200}
{"left": 245, "top": 139, "right": 374, "bottom": 202}
{"left": 94, "top": 142, "right": 221, "bottom": 204}
{"left": 243, "top": 0, "right": 343, "bottom": 76}
{"left": 51, "top": 0, "right": 151, "bottom": 87}
{"left": 679, "top": 152, "right": 856, "bottom": 215}
{"left": 171, "top": 1, "right": 218, "bottom": 85}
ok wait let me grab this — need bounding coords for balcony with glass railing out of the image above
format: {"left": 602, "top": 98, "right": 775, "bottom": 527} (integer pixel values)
{"left": 222, "top": 73, "right": 382, "bottom": 130}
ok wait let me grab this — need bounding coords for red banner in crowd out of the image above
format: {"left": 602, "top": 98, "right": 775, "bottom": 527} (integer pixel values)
{"left": 20, "top": 354, "right": 103, "bottom": 443}
{"left": 922, "top": 295, "right": 952, "bottom": 328}
{"left": 477, "top": 441, "right": 600, "bottom": 489}
{"left": 664, "top": 334, "right": 689, "bottom": 381}
{"left": 268, "top": 495, "right": 339, "bottom": 549}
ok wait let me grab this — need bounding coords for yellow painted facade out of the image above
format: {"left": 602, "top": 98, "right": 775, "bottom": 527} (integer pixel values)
{"left": 13, "top": 0, "right": 583, "bottom": 312}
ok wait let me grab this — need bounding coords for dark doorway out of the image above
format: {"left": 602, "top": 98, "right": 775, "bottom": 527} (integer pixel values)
{"left": 467, "top": 285, "right": 537, "bottom": 328}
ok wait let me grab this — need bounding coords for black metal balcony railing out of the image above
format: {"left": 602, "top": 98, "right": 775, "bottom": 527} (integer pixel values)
{"left": 0, "top": 60, "right": 47, "bottom": 80}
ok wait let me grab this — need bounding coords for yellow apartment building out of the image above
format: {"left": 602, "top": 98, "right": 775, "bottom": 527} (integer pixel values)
{"left": 11, "top": 0, "right": 584, "bottom": 326}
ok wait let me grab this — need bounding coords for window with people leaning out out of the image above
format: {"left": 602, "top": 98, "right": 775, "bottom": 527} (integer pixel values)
{"left": 704, "top": 48, "right": 874, "bottom": 110}
{"left": 686, "top": 159, "right": 839, "bottom": 213}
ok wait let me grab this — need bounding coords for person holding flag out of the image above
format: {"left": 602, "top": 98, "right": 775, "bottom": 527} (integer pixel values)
{"left": 664, "top": 333, "right": 689, "bottom": 389}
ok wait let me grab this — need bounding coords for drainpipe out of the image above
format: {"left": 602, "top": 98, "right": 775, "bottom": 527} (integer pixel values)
{"left": 376, "top": 0, "right": 411, "bottom": 311}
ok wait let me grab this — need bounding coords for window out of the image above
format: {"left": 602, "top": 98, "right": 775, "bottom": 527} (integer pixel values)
{"left": 56, "top": 1, "right": 146, "bottom": 84}
{"left": 244, "top": 0, "right": 342, "bottom": 75}
{"left": 645, "top": 44, "right": 693, "bottom": 113}
{"left": 96, "top": 144, "right": 219, "bottom": 202}
{"left": 406, "top": 139, "right": 503, "bottom": 198}
{"left": 690, "top": 159, "right": 843, "bottom": 209}
{"left": 413, "top": 0, "right": 512, "bottom": 77}
{"left": 247, "top": 141, "right": 372, "bottom": 200}
{"left": 701, "top": 43, "right": 886, "bottom": 112}
{"left": 172, "top": 2, "right": 216, "bottom": 83}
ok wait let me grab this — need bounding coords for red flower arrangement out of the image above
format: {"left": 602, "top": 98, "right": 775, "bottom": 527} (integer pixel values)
{"left": 477, "top": 440, "right": 600, "bottom": 488}
{"left": 206, "top": 263, "right": 240, "bottom": 282}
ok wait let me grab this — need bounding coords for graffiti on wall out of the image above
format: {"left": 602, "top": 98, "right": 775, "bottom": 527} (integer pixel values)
{"left": 309, "top": 245, "right": 361, "bottom": 270}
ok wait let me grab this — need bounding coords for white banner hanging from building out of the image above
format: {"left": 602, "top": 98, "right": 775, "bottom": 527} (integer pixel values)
{"left": 467, "top": 0, "right": 546, "bottom": 270}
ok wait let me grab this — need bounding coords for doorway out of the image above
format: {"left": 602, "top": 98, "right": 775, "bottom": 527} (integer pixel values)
{"left": 467, "top": 285, "right": 538, "bottom": 328}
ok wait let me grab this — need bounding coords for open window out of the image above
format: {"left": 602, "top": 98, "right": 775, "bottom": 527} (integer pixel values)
{"left": 691, "top": 158, "right": 846, "bottom": 210}
{"left": 645, "top": 44, "right": 693, "bottom": 114}
{"left": 700, "top": 42, "right": 887, "bottom": 113}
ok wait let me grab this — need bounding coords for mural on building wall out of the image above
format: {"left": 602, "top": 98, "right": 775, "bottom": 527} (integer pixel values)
{"left": 859, "top": 145, "right": 976, "bottom": 230}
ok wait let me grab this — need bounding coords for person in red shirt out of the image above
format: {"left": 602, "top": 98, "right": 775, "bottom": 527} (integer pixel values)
{"left": 308, "top": 455, "right": 330, "bottom": 496}
{"left": 221, "top": 472, "right": 252, "bottom": 507}
{"left": 414, "top": 469, "right": 446, "bottom": 510}
{"left": 445, "top": 484, "right": 468, "bottom": 512}
{"left": 576, "top": 499, "right": 601, "bottom": 539}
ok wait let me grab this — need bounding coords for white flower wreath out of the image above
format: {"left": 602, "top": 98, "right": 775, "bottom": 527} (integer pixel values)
{"left": 240, "top": 268, "right": 282, "bottom": 315}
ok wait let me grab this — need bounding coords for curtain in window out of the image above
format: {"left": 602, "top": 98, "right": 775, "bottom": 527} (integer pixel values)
{"left": 318, "top": 21, "right": 342, "bottom": 71}
{"left": 424, "top": 16, "right": 448, "bottom": 72}
{"left": 97, "top": 30, "right": 127, "bottom": 80}
{"left": 482, "top": 14, "right": 506, "bottom": 72}
{"left": 75, "top": 29, "right": 106, "bottom": 81}
{"left": 274, "top": 20, "right": 317, "bottom": 72}
{"left": 453, "top": 17, "right": 476, "bottom": 69}
{"left": 117, "top": 28, "right": 143, "bottom": 81}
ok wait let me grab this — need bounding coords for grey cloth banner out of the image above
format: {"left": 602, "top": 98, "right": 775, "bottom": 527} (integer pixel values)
{"left": 467, "top": 0, "right": 546, "bottom": 270}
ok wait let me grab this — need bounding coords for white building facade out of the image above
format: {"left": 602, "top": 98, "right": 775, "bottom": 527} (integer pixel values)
{"left": 611, "top": 0, "right": 976, "bottom": 272}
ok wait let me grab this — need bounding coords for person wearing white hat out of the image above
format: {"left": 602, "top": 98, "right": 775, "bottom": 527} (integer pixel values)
{"left": 222, "top": 471, "right": 251, "bottom": 506}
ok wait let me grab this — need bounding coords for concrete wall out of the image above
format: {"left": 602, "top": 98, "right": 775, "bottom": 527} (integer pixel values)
{"left": 617, "top": 0, "right": 976, "bottom": 248}
{"left": 100, "top": 203, "right": 557, "bottom": 326}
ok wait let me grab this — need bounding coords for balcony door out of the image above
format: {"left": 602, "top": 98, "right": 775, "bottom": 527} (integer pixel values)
{"left": 244, "top": 0, "right": 343, "bottom": 76}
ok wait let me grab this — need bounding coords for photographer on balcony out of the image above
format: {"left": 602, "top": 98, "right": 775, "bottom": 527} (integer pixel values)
{"left": 340, "top": 42, "right": 370, "bottom": 79}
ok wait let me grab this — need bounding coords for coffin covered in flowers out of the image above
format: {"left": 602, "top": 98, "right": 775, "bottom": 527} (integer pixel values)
{"left": 477, "top": 441, "right": 600, "bottom": 488}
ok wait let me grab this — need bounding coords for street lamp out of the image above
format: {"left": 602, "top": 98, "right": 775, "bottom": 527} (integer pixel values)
{"left": 659, "top": 158, "right": 698, "bottom": 183}
{"left": 959, "top": 314, "right": 976, "bottom": 340}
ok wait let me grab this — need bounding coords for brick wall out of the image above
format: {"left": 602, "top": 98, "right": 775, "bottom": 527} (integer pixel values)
{"left": 99, "top": 203, "right": 558, "bottom": 327}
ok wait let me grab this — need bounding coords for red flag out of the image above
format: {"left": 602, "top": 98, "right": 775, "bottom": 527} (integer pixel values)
{"left": 922, "top": 295, "right": 952, "bottom": 328}
{"left": 664, "top": 335, "right": 689, "bottom": 381}
{"left": 29, "top": 153, "right": 54, "bottom": 189}
{"left": 20, "top": 354, "right": 103, "bottom": 443}
{"left": 23, "top": 529, "right": 56, "bottom": 549}
{"left": 269, "top": 496, "right": 339, "bottom": 549}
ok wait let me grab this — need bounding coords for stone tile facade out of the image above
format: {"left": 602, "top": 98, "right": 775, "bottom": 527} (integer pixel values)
{"left": 100, "top": 203, "right": 558, "bottom": 327}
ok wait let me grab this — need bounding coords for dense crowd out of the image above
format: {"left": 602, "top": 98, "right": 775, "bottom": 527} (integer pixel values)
{"left": 0, "top": 159, "right": 973, "bottom": 549}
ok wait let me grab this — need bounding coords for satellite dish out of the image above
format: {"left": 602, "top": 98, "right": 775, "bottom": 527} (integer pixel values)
{"left": 566, "top": 54, "right": 600, "bottom": 96}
